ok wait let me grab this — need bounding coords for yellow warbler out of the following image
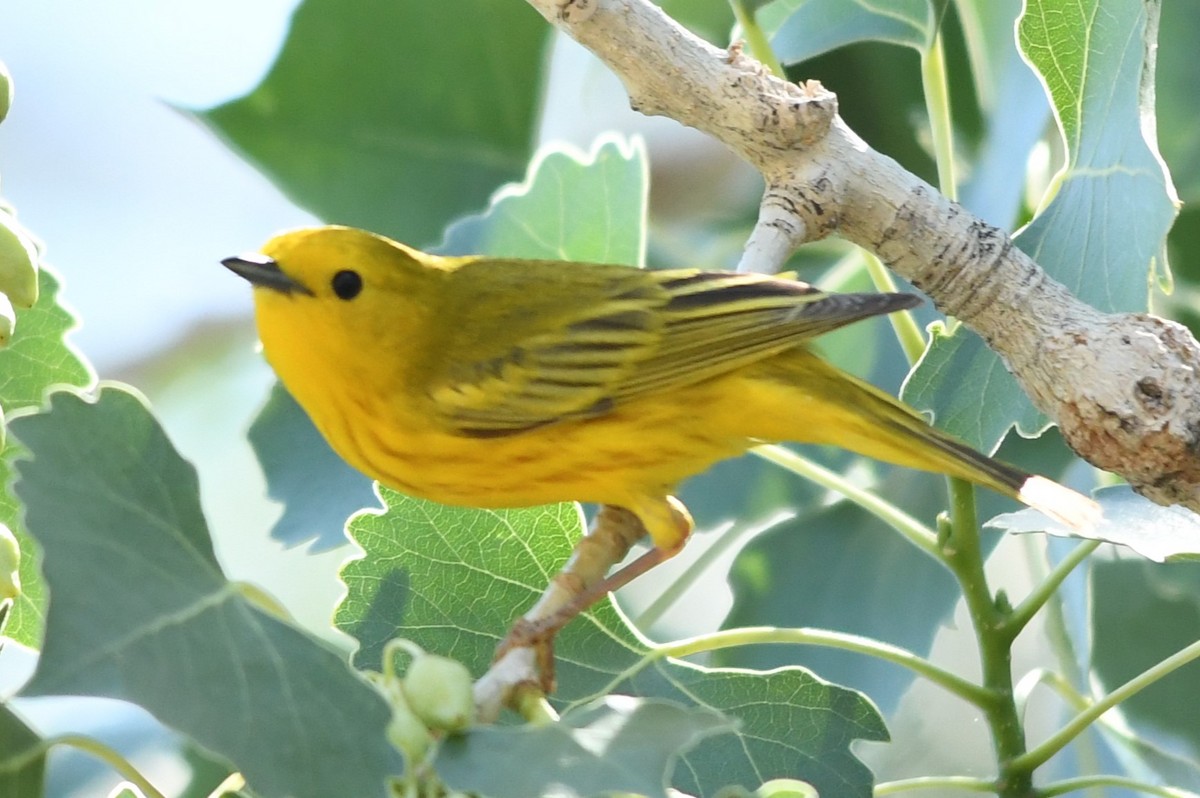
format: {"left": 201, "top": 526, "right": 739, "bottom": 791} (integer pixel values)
{"left": 224, "top": 225, "right": 1096, "bottom": 563}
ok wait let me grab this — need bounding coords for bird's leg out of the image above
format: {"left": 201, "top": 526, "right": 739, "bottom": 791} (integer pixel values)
{"left": 493, "top": 498, "right": 693, "bottom": 693}
{"left": 533, "top": 496, "right": 694, "bottom": 640}
{"left": 493, "top": 504, "right": 646, "bottom": 689}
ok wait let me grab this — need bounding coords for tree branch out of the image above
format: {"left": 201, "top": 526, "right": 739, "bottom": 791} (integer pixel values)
{"left": 527, "top": 0, "right": 1200, "bottom": 511}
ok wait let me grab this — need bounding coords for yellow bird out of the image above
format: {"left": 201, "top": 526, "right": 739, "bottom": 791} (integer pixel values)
{"left": 224, "top": 225, "right": 1095, "bottom": 591}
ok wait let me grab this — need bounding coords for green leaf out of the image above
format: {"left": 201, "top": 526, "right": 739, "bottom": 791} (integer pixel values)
{"left": 955, "top": 0, "right": 1053, "bottom": 227}
{"left": 0, "top": 266, "right": 94, "bottom": 649}
{"left": 1015, "top": 0, "right": 1176, "bottom": 303}
{"left": 178, "top": 740, "right": 240, "bottom": 798}
{"left": 337, "top": 490, "right": 888, "bottom": 798}
{"left": 439, "top": 136, "right": 649, "bottom": 266}
{"left": 0, "top": 702, "right": 45, "bottom": 797}
{"left": 248, "top": 381, "right": 377, "bottom": 550}
{"left": 11, "top": 387, "right": 401, "bottom": 798}
{"left": 905, "top": 0, "right": 1178, "bottom": 449}
{"left": 718, "top": 500, "right": 957, "bottom": 714}
{"left": 1090, "top": 709, "right": 1200, "bottom": 794}
{"left": 661, "top": 653, "right": 888, "bottom": 798}
{"left": 987, "top": 485, "right": 1200, "bottom": 563}
{"left": 1155, "top": 1, "right": 1200, "bottom": 203}
{"left": 902, "top": 321, "right": 1042, "bottom": 451}
{"left": 0, "top": 267, "right": 92, "bottom": 413}
{"left": 657, "top": 0, "right": 735, "bottom": 42}
{"left": 1092, "top": 559, "right": 1200, "bottom": 765}
{"left": 0, "top": 453, "right": 40, "bottom": 650}
{"left": 0, "top": 60, "right": 11, "bottom": 125}
{"left": 762, "top": 0, "right": 934, "bottom": 63}
{"left": 437, "top": 697, "right": 735, "bottom": 798}
{"left": 337, "top": 497, "right": 592, "bottom": 679}
{"left": 198, "top": 0, "right": 549, "bottom": 247}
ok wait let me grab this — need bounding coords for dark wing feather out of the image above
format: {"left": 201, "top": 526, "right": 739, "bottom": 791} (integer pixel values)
{"left": 427, "top": 266, "right": 665, "bottom": 433}
{"left": 608, "top": 271, "right": 921, "bottom": 400}
{"left": 428, "top": 261, "right": 920, "bottom": 435}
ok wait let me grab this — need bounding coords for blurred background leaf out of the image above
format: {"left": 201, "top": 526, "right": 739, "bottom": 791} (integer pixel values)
{"left": 1092, "top": 558, "right": 1200, "bottom": 765}
{"left": 0, "top": 703, "right": 46, "bottom": 797}
{"left": 439, "top": 136, "right": 648, "bottom": 265}
{"left": 248, "top": 381, "right": 376, "bottom": 550}
{"left": 198, "top": 0, "right": 549, "bottom": 248}
{"left": 762, "top": 0, "right": 934, "bottom": 59}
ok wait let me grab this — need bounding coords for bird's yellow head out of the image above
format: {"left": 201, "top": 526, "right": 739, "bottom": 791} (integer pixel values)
{"left": 223, "top": 225, "right": 446, "bottom": 416}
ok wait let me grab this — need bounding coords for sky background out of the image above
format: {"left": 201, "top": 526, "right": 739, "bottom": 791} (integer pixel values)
{"left": 0, "top": 0, "right": 312, "bottom": 371}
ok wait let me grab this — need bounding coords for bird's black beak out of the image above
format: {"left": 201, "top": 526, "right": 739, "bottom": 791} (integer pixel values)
{"left": 221, "top": 253, "right": 313, "bottom": 296}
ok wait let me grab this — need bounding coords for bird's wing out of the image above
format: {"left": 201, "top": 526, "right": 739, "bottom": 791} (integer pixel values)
{"left": 609, "top": 271, "right": 920, "bottom": 401}
{"left": 426, "top": 262, "right": 666, "bottom": 434}
{"left": 427, "top": 262, "right": 920, "bottom": 435}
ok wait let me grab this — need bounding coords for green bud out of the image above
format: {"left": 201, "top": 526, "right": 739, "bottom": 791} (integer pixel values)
{"left": 0, "top": 61, "right": 11, "bottom": 124}
{"left": 0, "top": 211, "right": 39, "bottom": 309}
{"left": 386, "top": 690, "right": 434, "bottom": 765}
{"left": 402, "top": 653, "right": 475, "bottom": 733}
{"left": 0, "top": 295, "right": 13, "bottom": 346}
{"left": 755, "top": 779, "right": 818, "bottom": 798}
{"left": 0, "top": 523, "right": 21, "bottom": 600}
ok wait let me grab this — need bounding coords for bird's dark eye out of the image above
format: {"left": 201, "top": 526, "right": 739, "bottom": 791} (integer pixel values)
{"left": 331, "top": 269, "right": 363, "bottom": 300}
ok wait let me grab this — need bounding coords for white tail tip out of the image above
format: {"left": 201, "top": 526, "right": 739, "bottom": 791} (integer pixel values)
{"left": 1018, "top": 476, "right": 1101, "bottom": 530}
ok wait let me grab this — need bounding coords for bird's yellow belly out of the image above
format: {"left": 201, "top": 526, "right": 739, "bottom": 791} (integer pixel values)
{"left": 315, "top": 383, "right": 750, "bottom": 511}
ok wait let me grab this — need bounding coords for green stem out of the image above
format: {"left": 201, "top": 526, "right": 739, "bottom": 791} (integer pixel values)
{"left": 1017, "top": 537, "right": 1105, "bottom": 789}
{"left": 1016, "top": 536, "right": 1088, "bottom": 689}
{"left": 1011, "top": 637, "right": 1200, "bottom": 773}
{"left": 919, "top": 16, "right": 1041, "bottom": 796}
{"left": 921, "top": 30, "right": 957, "bottom": 200}
{"left": 48, "top": 734, "right": 168, "bottom": 798}
{"left": 1039, "top": 775, "right": 1200, "bottom": 798}
{"left": 863, "top": 252, "right": 927, "bottom": 365}
{"left": 1001, "top": 539, "right": 1101, "bottom": 643}
{"left": 752, "top": 444, "right": 940, "bottom": 559}
{"left": 944, "top": 479, "right": 993, "bottom": 630}
{"left": 652, "top": 626, "right": 994, "bottom": 707}
{"left": 1016, "top": 665, "right": 1200, "bottom": 792}
{"left": 728, "top": 0, "right": 785, "bottom": 78}
{"left": 383, "top": 637, "right": 425, "bottom": 680}
{"left": 1014, "top": 667, "right": 1086, "bottom": 720}
{"left": 942, "top": 478, "right": 1032, "bottom": 796}
{"left": 874, "top": 776, "right": 996, "bottom": 795}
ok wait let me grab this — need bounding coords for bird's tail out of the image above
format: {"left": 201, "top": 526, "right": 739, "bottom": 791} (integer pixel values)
{"left": 747, "top": 351, "right": 1100, "bottom": 530}
{"left": 875, "top": 409, "right": 1101, "bottom": 530}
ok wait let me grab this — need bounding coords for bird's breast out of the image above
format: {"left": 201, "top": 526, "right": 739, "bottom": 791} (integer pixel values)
{"left": 306, "top": 380, "right": 751, "bottom": 512}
